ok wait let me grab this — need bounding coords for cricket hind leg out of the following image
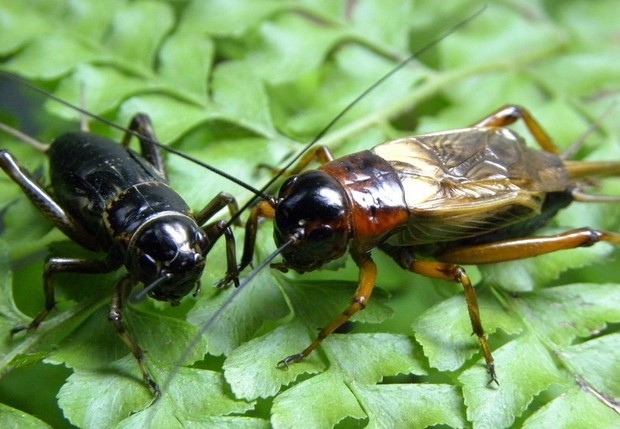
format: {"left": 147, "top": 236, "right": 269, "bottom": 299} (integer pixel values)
{"left": 377, "top": 228, "right": 620, "bottom": 383}
{"left": 436, "top": 227, "right": 620, "bottom": 265}
{"left": 471, "top": 105, "right": 560, "bottom": 155}
{"left": 0, "top": 150, "right": 99, "bottom": 250}
{"left": 473, "top": 105, "right": 620, "bottom": 201}
{"left": 379, "top": 243, "right": 498, "bottom": 385}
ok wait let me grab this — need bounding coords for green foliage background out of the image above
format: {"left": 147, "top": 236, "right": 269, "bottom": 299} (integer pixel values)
{"left": 0, "top": 0, "right": 619, "bottom": 428}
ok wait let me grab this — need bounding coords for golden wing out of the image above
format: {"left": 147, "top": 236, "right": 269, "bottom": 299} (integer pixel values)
{"left": 372, "top": 127, "right": 571, "bottom": 245}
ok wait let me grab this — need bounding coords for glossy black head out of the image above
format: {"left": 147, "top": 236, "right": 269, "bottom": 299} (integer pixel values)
{"left": 126, "top": 215, "right": 208, "bottom": 304}
{"left": 274, "top": 170, "right": 351, "bottom": 272}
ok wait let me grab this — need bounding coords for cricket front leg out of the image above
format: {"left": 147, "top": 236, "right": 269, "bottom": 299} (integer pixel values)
{"left": 278, "top": 251, "right": 377, "bottom": 368}
{"left": 203, "top": 220, "right": 240, "bottom": 288}
{"left": 108, "top": 275, "right": 160, "bottom": 397}
{"left": 237, "top": 201, "right": 276, "bottom": 274}
{"left": 196, "top": 192, "right": 245, "bottom": 288}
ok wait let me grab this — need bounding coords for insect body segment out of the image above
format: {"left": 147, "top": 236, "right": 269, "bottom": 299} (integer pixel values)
{"left": 239, "top": 105, "right": 620, "bottom": 383}
{"left": 0, "top": 114, "right": 241, "bottom": 395}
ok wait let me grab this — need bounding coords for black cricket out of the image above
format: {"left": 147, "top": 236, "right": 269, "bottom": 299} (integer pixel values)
{"left": 0, "top": 114, "right": 241, "bottom": 396}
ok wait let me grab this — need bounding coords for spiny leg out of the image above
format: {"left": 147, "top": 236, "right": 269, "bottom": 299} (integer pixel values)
{"left": 412, "top": 227, "right": 620, "bottom": 382}
{"left": 108, "top": 275, "right": 160, "bottom": 397}
{"left": 563, "top": 161, "right": 620, "bottom": 183}
{"left": 471, "top": 105, "right": 560, "bottom": 155}
{"left": 278, "top": 252, "right": 377, "bottom": 367}
{"left": 11, "top": 258, "right": 118, "bottom": 335}
{"left": 380, "top": 244, "right": 497, "bottom": 385}
{"left": 281, "top": 145, "right": 334, "bottom": 175}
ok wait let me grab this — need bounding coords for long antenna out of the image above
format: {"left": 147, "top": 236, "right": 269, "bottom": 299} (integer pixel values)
{"left": 182, "top": 3, "right": 487, "bottom": 375}
{"left": 129, "top": 273, "right": 172, "bottom": 304}
{"left": 2, "top": 5, "right": 484, "bottom": 224}
{"left": 222, "top": 5, "right": 486, "bottom": 228}
{"left": 0, "top": 73, "right": 271, "bottom": 201}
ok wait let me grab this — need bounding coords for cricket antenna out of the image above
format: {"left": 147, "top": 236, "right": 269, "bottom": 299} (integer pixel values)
{"left": 0, "top": 72, "right": 271, "bottom": 201}
{"left": 561, "top": 101, "right": 618, "bottom": 160}
{"left": 287, "top": 6, "right": 487, "bottom": 169}
{"left": 129, "top": 273, "right": 173, "bottom": 304}
{"left": 223, "top": 5, "right": 487, "bottom": 228}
